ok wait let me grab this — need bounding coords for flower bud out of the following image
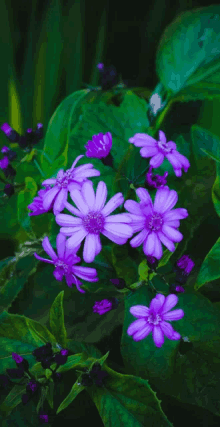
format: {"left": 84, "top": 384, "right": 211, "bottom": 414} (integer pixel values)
{"left": 4, "top": 183, "right": 14, "bottom": 197}
{"left": 0, "top": 374, "right": 11, "bottom": 389}
{"left": 54, "top": 349, "right": 68, "bottom": 365}
{"left": 38, "top": 409, "right": 49, "bottom": 423}
{"left": 12, "top": 352, "right": 29, "bottom": 371}
{"left": 146, "top": 255, "right": 158, "bottom": 271}
{"left": 110, "top": 278, "right": 126, "bottom": 289}
{"left": 26, "top": 379, "right": 40, "bottom": 394}
{"left": 1, "top": 123, "right": 20, "bottom": 142}
{"left": 93, "top": 298, "right": 119, "bottom": 315}
{"left": 3, "top": 164, "right": 16, "bottom": 178}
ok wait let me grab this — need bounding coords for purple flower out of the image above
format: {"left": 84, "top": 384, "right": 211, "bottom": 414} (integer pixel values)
{"left": 93, "top": 298, "right": 119, "bottom": 315}
{"left": 1, "top": 146, "right": 17, "bottom": 161}
{"left": 145, "top": 166, "right": 168, "bottom": 189}
{"left": 129, "top": 130, "right": 190, "bottom": 177}
{"left": 26, "top": 380, "right": 39, "bottom": 394}
{"left": 124, "top": 186, "right": 188, "bottom": 259}
{"left": 12, "top": 352, "right": 29, "bottom": 371}
{"left": 54, "top": 349, "right": 69, "bottom": 365}
{"left": 176, "top": 255, "right": 195, "bottom": 275}
{"left": 1, "top": 123, "right": 20, "bottom": 142}
{"left": 4, "top": 183, "right": 14, "bottom": 197}
{"left": 28, "top": 185, "right": 54, "bottom": 216}
{"left": 32, "top": 343, "right": 53, "bottom": 361}
{"left": 34, "top": 233, "right": 99, "bottom": 292}
{"left": 84, "top": 132, "right": 112, "bottom": 159}
{"left": 0, "top": 156, "right": 9, "bottom": 170}
{"left": 175, "top": 285, "right": 185, "bottom": 293}
{"left": 127, "top": 293, "right": 184, "bottom": 347}
{"left": 146, "top": 255, "right": 159, "bottom": 271}
{"left": 97, "top": 64, "right": 119, "bottom": 90}
{"left": 97, "top": 63, "right": 104, "bottom": 70}
{"left": 56, "top": 180, "right": 133, "bottom": 263}
{"left": 110, "top": 278, "right": 126, "bottom": 289}
{"left": 40, "top": 154, "right": 100, "bottom": 216}
{"left": 38, "top": 410, "right": 49, "bottom": 423}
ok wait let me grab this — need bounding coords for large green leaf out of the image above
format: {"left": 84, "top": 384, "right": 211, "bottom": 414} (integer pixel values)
{"left": 87, "top": 365, "right": 173, "bottom": 427}
{"left": 191, "top": 125, "right": 220, "bottom": 173}
{"left": 121, "top": 286, "right": 220, "bottom": 386}
{"left": 17, "top": 176, "right": 38, "bottom": 238}
{"left": 156, "top": 5, "right": 220, "bottom": 96}
{"left": 0, "top": 255, "right": 39, "bottom": 314}
{"left": 111, "top": 243, "right": 141, "bottom": 287}
{"left": 49, "top": 291, "right": 67, "bottom": 348}
{"left": 32, "top": 0, "right": 63, "bottom": 129}
{"left": 68, "top": 90, "right": 149, "bottom": 200}
{"left": 0, "top": 384, "right": 27, "bottom": 419}
{"left": 56, "top": 380, "right": 85, "bottom": 414}
{"left": 195, "top": 236, "right": 220, "bottom": 289}
{"left": 40, "top": 89, "right": 90, "bottom": 176}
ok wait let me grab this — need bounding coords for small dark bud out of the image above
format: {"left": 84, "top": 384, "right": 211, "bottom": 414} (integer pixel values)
{"left": 4, "top": 183, "right": 14, "bottom": 197}
{"left": 18, "top": 135, "right": 28, "bottom": 149}
{"left": 146, "top": 256, "right": 159, "bottom": 271}
{"left": 26, "top": 380, "right": 40, "bottom": 394}
{"left": 3, "top": 164, "right": 16, "bottom": 179}
{"left": 32, "top": 343, "right": 53, "bottom": 361}
{"left": 38, "top": 409, "right": 49, "bottom": 423}
{"left": 1, "top": 123, "right": 20, "bottom": 142}
{"left": 101, "top": 152, "right": 114, "bottom": 168}
{"left": 54, "top": 349, "right": 68, "bottom": 366}
{"left": 0, "top": 374, "right": 11, "bottom": 389}
{"left": 110, "top": 278, "right": 126, "bottom": 289}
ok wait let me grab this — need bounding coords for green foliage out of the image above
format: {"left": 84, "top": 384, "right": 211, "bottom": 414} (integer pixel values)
{"left": 156, "top": 5, "right": 220, "bottom": 99}
{"left": 87, "top": 365, "right": 173, "bottom": 427}
{"left": 56, "top": 380, "right": 85, "bottom": 414}
{"left": 0, "top": 254, "right": 39, "bottom": 314}
{"left": 121, "top": 286, "right": 220, "bottom": 415}
{"left": 111, "top": 243, "right": 140, "bottom": 287}
{"left": 49, "top": 291, "right": 67, "bottom": 348}
{"left": 40, "top": 89, "right": 90, "bottom": 177}
{"left": 0, "top": 384, "right": 27, "bottom": 419}
{"left": 195, "top": 236, "right": 220, "bottom": 289}
{"left": 17, "top": 176, "right": 38, "bottom": 238}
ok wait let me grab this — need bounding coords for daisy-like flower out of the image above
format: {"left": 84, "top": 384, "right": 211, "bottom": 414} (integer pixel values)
{"left": 56, "top": 180, "right": 133, "bottom": 263}
{"left": 28, "top": 185, "right": 53, "bottom": 216}
{"left": 124, "top": 185, "right": 188, "bottom": 260}
{"left": 127, "top": 293, "right": 184, "bottom": 347}
{"left": 129, "top": 130, "right": 190, "bottom": 177}
{"left": 85, "top": 132, "right": 112, "bottom": 159}
{"left": 40, "top": 154, "right": 100, "bottom": 216}
{"left": 33, "top": 233, "right": 99, "bottom": 293}
{"left": 93, "top": 298, "right": 119, "bottom": 315}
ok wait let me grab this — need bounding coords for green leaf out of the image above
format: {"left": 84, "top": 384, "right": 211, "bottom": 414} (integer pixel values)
{"left": 17, "top": 176, "right": 38, "bottom": 238}
{"left": 111, "top": 243, "right": 140, "bottom": 287}
{"left": 121, "top": 286, "right": 220, "bottom": 388}
{"left": 40, "top": 89, "right": 90, "bottom": 176}
{"left": 212, "top": 161, "right": 220, "bottom": 217}
{"left": 49, "top": 291, "right": 67, "bottom": 348}
{"left": 0, "top": 337, "right": 36, "bottom": 374}
{"left": 191, "top": 125, "right": 220, "bottom": 172}
{"left": 0, "top": 255, "right": 38, "bottom": 314}
{"left": 56, "top": 380, "right": 85, "bottom": 414}
{"left": 32, "top": 0, "right": 63, "bottom": 128}
{"left": 156, "top": 5, "right": 220, "bottom": 95}
{"left": 66, "top": 340, "right": 102, "bottom": 359}
{"left": 0, "top": 384, "right": 27, "bottom": 418}
{"left": 87, "top": 365, "right": 173, "bottom": 427}
{"left": 200, "top": 147, "right": 220, "bottom": 162}
{"left": 169, "top": 81, "right": 220, "bottom": 102}
{"left": 56, "top": 353, "right": 88, "bottom": 374}
{"left": 0, "top": 311, "right": 56, "bottom": 348}
{"left": 195, "top": 236, "right": 220, "bottom": 289}
{"left": 46, "top": 381, "right": 54, "bottom": 409}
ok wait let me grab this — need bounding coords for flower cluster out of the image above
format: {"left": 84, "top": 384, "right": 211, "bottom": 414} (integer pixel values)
{"left": 0, "top": 343, "right": 69, "bottom": 424}
{"left": 169, "top": 254, "right": 195, "bottom": 293}
{"left": 78, "top": 362, "right": 109, "bottom": 387}
{"left": 26, "top": 126, "right": 191, "bottom": 346}
{"left": 0, "top": 122, "right": 44, "bottom": 198}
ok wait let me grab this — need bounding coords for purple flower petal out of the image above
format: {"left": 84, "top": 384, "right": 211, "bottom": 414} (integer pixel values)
{"left": 128, "top": 133, "right": 157, "bottom": 147}
{"left": 132, "top": 324, "right": 153, "bottom": 341}
{"left": 129, "top": 305, "right": 150, "bottom": 318}
{"left": 130, "top": 229, "right": 149, "bottom": 248}
{"left": 163, "top": 208, "right": 188, "bottom": 221}
{"left": 81, "top": 180, "right": 96, "bottom": 209}
{"left": 157, "top": 231, "right": 175, "bottom": 252}
{"left": 123, "top": 200, "right": 143, "bottom": 215}
{"left": 152, "top": 325, "right": 164, "bottom": 347}
{"left": 103, "top": 223, "right": 133, "bottom": 238}
{"left": 135, "top": 187, "right": 152, "bottom": 205}
{"left": 105, "top": 213, "right": 132, "bottom": 223}
{"left": 83, "top": 234, "right": 99, "bottom": 263}
{"left": 153, "top": 187, "right": 170, "bottom": 213}
{"left": 94, "top": 181, "right": 108, "bottom": 211}
{"left": 127, "top": 318, "right": 147, "bottom": 335}
{"left": 70, "top": 189, "right": 90, "bottom": 214}
{"left": 56, "top": 233, "right": 66, "bottom": 259}
{"left": 53, "top": 187, "right": 68, "bottom": 215}
{"left": 66, "top": 229, "right": 88, "bottom": 250}
{"left": 149, "top": 294, "right": 165, "bottom": 314}
{"left": 43, "top": 186, "right": 60, "bottom": 210}
{"left": 101, "top": 193, "right": 124, "bottom": 216}
{"left": 42, "top": 237, "right": 58, "bottom": 261}
{"left": 160, "top": 294, "right": 178, "bottom": 314}
{"left": 159, "top": 321, "right": 176, "bottom": 339}
{"left": 56, "top": 213, "right": 83, "bottom": 227}
{"left": 158, "top": 130, "right": 167, "bottom": 144}
{"left": 149, "top": 153, "right": 164, "bottom": 168}
{"left": 162, "top": 225, "right": 183, "bottom": 242}
{"left": 64, "top": 201, "right": 84, "bottom": 217}
{"left": 162, "top": 309, "right": 184, "bottom": 321}
{"left": 139, "top": 146, "right": 159, "bottom": 157}
{"left": 102, "top": 228, "right": 128, "bottom": 245}
{"left": 33, "top": 253, "right": 54, "bottom": 264}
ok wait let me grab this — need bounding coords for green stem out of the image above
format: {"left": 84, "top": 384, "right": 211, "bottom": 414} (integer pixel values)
{"left": 33, "top": 159, "right": 45, "bottom": 177}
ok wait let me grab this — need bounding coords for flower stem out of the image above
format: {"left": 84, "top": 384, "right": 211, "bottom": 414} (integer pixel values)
{"left": 33, "top": 159, "right": 45, "bottom": 177}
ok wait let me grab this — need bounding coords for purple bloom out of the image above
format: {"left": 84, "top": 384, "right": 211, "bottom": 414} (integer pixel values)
{"left": 34, "top": 233, "right": 99, "bottom": 292}
{"left": 54, "top": 349, "right": 69, "bottom": 365}
{"left": 1, "top": 146, "right": 17, "bottom": 161}
{"left": 176, "top": 255, "right": 195, "bottom": 275}
{"left": 175, "top": 285, "right": 185, "bottom": 293}
{"left": 26, "top": 380, "right": 39, "bottom": 394}
{"left": 1, "top": 123, "right": 20, "bottom": 142}
{"left": 124, "top": 186, "right": 188, "bottom": 260}
{"left": 110, "top": 278, "right": 126, "bottom": 289}
{"left": 84, "top": 132, "right": 112, "bottom": 159}
{"left": 97, "top": 63, "right": 104, "bottom": 70}
{"left": 97, "top": 64, "right": 119, "bottom": 90}
{"left": 146, "top": 255, "right": 159, "bottom": 271}
{"left": 38, "top": 410, "right": 49, "bottom": 423}
{"left": 4, "top": 183, "right": 14, "bottom": 197}
{"left": 129, "top": 130, "right": 190, "bottom": 177}
{"left": 56, "top": 180, "right": 133, "bottom": 263}
{"left": 40, "top": 154, "right": 100, "bottom": 216}
{"left": 93, "top": 298, "right": 119, "bottom": 315}
{"left": 12, "top": 352, "right": 29, "bottom": 371}
{"left": 0, "top": 156, "right": 9, "bottom": 170}
{"left": 145, "top": 166, "right": 168, "bottom": 189}
{"left": 127, "top": 293, "right": 184, "bottom": 347}
{"left": 28, "top": 185, "right": 54, "bottom": 216}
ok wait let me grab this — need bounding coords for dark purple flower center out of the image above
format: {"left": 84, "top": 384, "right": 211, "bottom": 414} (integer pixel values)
{"left": 157, "top": 139, "right": 172, "bottom": 153}
{"left": 54, "top": 259, "right": 71, "bottom": 274}
{"left": 147, "top": 313, "right": 162, "bottom": 325}
{"left": 83, "top": 211, "right": 105, "bottom": 234}
{"left": 56, "top": 170, "right": 74, "bottom": 188}
{"left": 146, "top": 213, "right": 163, "bottom": 231}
